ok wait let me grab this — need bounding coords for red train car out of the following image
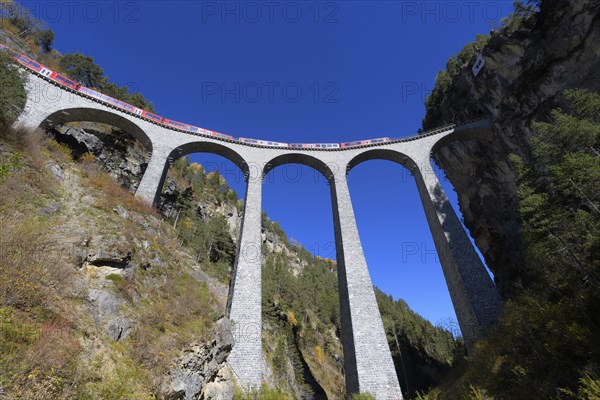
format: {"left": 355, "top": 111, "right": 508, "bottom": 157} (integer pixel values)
{"left": 133, "top": 108, "right": 163, "bottom": 123}
{"left": 49, "top": 71, "right": 79, "bottom": 89}
{"left": 78, "top": 86, "right": 137, "bottom": 112}
{"left": 163, "top": 119, "right": 201, "bottom": 133}
{"left": 0, "top": 45, "right": 79, "bottom": 90}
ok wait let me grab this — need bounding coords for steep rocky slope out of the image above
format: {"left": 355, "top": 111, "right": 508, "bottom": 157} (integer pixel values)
{"left": 0, "top": 127, "right": 234, "bottom": 400}
{"left": 423, "top": 0, "right": 600, "bottom": 295}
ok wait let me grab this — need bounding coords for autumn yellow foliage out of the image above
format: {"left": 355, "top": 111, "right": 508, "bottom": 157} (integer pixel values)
{"left": 287, "top": 311, "right": 297, "bottom": 327}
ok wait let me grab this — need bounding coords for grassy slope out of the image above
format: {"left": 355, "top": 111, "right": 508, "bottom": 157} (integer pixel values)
{"left": 0, "top": 125, "right": 227, "bottom": 399}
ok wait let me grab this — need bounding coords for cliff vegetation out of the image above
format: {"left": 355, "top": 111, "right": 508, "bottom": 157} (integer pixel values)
{"left": 417, "top": 0, "right": 600, "bottom": 397}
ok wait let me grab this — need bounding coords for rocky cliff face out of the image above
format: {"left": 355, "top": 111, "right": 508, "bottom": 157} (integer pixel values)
{"left": 0, "top": 126, "right": 238, "bottom": 399}
{"left": 426, "top": 0, "right": 600, "bottom": 295}
{"left": 51, "top": 122, "right": 150, "bottom": 191}
{"left": 159, "top": 321, "right": 234, "bottom": 400}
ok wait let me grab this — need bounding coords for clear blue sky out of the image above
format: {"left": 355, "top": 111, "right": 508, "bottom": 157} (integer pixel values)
{"left": 33, "top": 0, "right": 513, "bottom": 327}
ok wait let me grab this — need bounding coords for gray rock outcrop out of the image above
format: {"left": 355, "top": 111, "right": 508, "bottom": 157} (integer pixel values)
{"left": 52, "top": 123, "right": 149, "bottom": 191}
{"left": 423, "top": 0, "right": 600, "bottom": 295}
{"left": 159, "top": 320, "right": 235, "bottom": 400}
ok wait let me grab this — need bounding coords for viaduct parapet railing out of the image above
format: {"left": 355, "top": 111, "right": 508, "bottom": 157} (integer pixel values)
{"left": 14, "top": 70, "right": 502, "bottom": 400}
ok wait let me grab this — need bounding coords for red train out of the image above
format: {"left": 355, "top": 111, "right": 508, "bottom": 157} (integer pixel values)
{"left": 1, "top": 43, "right": 79, "bottom": 89}
{"left": 0, "top": 43, "right": 392, "bottom": 149}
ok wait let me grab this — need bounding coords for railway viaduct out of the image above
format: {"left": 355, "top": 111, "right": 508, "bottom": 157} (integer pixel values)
{"left": 14, "top": 71, "right": 502, "bottom": 400}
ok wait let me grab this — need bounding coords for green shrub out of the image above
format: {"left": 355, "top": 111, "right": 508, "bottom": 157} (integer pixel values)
{"left": 415, "top": 389, "right": 442, "bottom": 400}
{"left": 0, "top": 51, "right": 26, "bottom": 125}
{"left": 574, "top": 373, "right": 600, "bottom": 400}
{"left": 233, "top": 384, "right": 293, "bottom": 400}
{"left": 81, "top": 348, "right": 153, "bottom": 400}
{"left": 350, "top": 393, "right": 375, "bottom": 400}
{"left": 106, "top": 273, "right": 125, "bottom": 283}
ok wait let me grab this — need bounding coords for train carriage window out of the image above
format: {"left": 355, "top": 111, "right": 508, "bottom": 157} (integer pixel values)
{"left": 85, "top": 88, "right": 100, "bottom": 97}
{"left": 56, "top": 75, "right": 76, "bottom": 86}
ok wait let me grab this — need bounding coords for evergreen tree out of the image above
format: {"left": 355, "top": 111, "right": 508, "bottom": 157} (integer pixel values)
{"left": 37, "top": 29, "right": 54, "bottom": 53}
{"left": 443, "top": 89, "right": 600, "bottom": 399}
{"left": 59, "top": 53, "right": 105, "bottom": 89}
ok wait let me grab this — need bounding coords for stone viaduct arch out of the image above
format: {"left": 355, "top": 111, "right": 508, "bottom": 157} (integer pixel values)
{"left": 147, "top": 141, "right": 250, "bottom": 207}
{"left": 36, "top": 107, "right": 154, "bottom": 153}
{"left": 264, "top": 153, "right": 337, "bottom": 178}
{"left": 346, "top": 141, "right": 502, "bottom": 357}
{"left": 14, "top": 70, "right": 502, "bottom": 399}
{"left": 261, "top": 153, "right": 403, "bottom": 398}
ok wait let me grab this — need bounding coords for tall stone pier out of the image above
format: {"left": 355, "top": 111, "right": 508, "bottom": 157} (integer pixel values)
{"left": 330, "top": 169, "right": 404, "bottom": 399}
{"left": 411, "top": 154, "right": 502, "bottom": 352}
{"left": 226, "top": 167, "right": 264, "bottom": 388}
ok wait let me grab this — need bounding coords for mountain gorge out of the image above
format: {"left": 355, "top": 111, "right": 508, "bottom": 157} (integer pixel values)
{"left": 1, "top": 0, "right": 599, "bottom": 398}
{"left": 0, "top": 24, "right": 460, "bottom": 400}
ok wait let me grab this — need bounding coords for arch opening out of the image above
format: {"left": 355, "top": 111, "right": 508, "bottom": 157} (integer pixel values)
{"left": 264, "top": 153, "right": 337, "bottom": 181}
{"left": 41, "top": 107, "right": 153, "bottom": 153}
{"left": 347, "top": 147, "right": 495, "bottom": 286}
{"left": 346, "top": 149, "right": 469, "bottom": 397}
{"left": 41, "top": 109, "right": 153, "bottom": 192}
{"left": 261, "top": 158, "right": 342, "bottom": 399}
{"left": 158, "top": 149, "right": 249, "bottom": 296}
